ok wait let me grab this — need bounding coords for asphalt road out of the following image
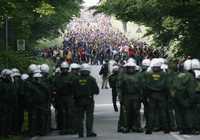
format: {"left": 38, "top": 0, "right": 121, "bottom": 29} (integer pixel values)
{"left": 36, "top": 65, "right": 200, "bottom": 140}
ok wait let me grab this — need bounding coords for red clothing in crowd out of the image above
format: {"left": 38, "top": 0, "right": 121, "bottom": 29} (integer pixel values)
{"left": 128, "top": 48, "right": 135, "bottom": 57}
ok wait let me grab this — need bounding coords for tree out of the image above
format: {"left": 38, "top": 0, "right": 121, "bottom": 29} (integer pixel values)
{"left": 95, "top": 0, "right": 200, "bottom": 58}
{"left": 0, "top": 0, "right": 82, "bottom": 49}
{"left": 0, "top": 0, "right": 82, "bottom": 69}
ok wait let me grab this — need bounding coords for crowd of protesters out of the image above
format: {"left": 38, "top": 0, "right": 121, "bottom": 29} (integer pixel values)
{"left": 39, "top": 10, "right": 166, "bottom": 66}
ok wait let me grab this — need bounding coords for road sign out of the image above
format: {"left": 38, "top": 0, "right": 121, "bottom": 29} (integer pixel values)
{"left": 17, "top": 39, "right": 25, "bottom": 51}
{"left": 136, "top": 27, "right": 142, "bottom": 33}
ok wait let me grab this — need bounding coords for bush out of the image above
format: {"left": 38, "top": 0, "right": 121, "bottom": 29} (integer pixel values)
{"left": 0, "top": 51, "right": 35, "bottom": 72}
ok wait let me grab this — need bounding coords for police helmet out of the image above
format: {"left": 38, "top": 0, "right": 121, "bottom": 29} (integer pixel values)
{"left": 28, "top": 64, "right": 38, "bottom": 73}
{"left": 61, "top": 61, "right": 69, "bottom": 69}
{"left": 33, "top": 73, "right": 43, "bottom": 78}
{"left": 142, "top": 59, "right": 151, "bottom": 67}
{"left": 191, "top": 59, "right": 200, "bottom": 70}
{"left": 21, "top": 74, "right": 29, "bottom": 81}
{"left": 81, "top": 63, "right": 90, "bottom": 72}
{"left": 40, "top": 64, "right": 50, "bottom": 73}
{"left": 127, "top": 58, "right": 136, "bottom": 64}
{"left": 183, "top": 59, "right": 192, "bottom": 71}
{"left": 70, "top": 63, "right": 80, "bottom": 70}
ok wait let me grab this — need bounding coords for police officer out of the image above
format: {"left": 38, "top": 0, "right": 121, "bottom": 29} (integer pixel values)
{"left": 119, "top": 61, "right": 143, "bottom": 133}
{"left": 40, "top": 64, "right": 52, "bottom": 133}
{"left": 29, "top": 69, "right": 49, "bottom": 136}
{"left": 141, "top": 59, "right": 151, "bottom": 130}
{"left": 54, "top": 61, "right": 75, "bottom": 134}
{"left": 190, "top": 59, "right": 200, "bottom": 134}
{"left": 109, "top": 65, "right": 120, "bottom": 112}
{"left": 117, "top": 64, "right": 127, "bottom": 133}
{"left": 144, "top": 58, "right": 170, "bottom": 134}
{"left": 70, "top": 63, "right": 81, "bottom": 75}
{"left": 74, "top": 63, "right": 99, "bottom": 138}
{"left": 171, "top": 59, "right": 195, "bottom": 134}
{"left": 69, "top": 63, "right": 81, "bottom": 134}
{"left": 11, "top": 68, "right": 23, "bottom": 135}
{"left": 20, "top": 73, "right": 30, "bottom": 133}
{"left": 0, "top": 69, "right": 16, "bottom": 136}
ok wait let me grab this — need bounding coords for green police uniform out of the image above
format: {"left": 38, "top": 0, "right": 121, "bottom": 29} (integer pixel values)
{"left": 170, "top": 72, "right": 195, "bottom": 134}
{"left": 74, "top": 74, "right": 99, "bottom": 137}
{"left": 108, "top": 72, "right": 119, "bottom": 112}
{"left": 119, "top": 72, "right": 143, "bottom": 132}
{"left": 116, "top": 71, "right": 126, "bottom": 132}
{"left": 0, "top": 77, "right": 16, "bottom": 137}
{"left": 54, "top": 72, "right": 76, "bottom": 134}
{"left": 25, "top": 77, "right": 50, "bottom": 136}
{"left": 192, "top": 76, "right": 200, "bottom": 133}
{"left": 12, "top": 77, "right": 23, "bottom": 135}
{"left": 144, "top": 71, "right": 170, "bottom": 134}
{"left": 41, "top": 74, "right": 54, "bottom": 133}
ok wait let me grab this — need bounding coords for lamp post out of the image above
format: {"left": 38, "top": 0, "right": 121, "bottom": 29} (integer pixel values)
{"left": 5, "top": 16, "right": 8, "bottom": 51}
{"left": 5, "top": 16, "right": 12, "bottom": 51}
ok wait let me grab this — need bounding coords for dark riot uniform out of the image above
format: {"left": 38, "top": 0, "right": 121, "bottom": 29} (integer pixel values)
{"left": 74, "top": 72, "right": 99, "bottom": 137}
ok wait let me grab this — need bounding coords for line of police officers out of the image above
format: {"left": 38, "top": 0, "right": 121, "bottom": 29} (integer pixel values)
{"left": 1, "top": 57, "right": 200, "bottom": 138}
{"left": 0, "top": 62, "right": 99, "bottom": 138}
{"left": 109, "top": 58, "right": 200, "bottom": 135}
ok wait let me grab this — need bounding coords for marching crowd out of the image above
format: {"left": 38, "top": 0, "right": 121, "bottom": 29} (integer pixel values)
{"left": 41, "top": 39, "right": 164, "bottom": 67}
{"left": 1, "top": 56, "right": 200, "bottom": 138}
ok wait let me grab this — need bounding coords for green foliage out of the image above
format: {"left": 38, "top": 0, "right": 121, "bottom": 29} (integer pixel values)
{"left": 0, "top": 51, "right": 35, "bottom": 71}
{"left": 0, "top": 50, "right": 56, "bottom": 72}
{"left": 0, "top": 0, "right": 82, "bottom": 49}
{"left": 96, "top": 0, "right": 200, "bottom": 58}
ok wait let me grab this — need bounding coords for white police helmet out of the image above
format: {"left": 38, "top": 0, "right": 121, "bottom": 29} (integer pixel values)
{"left": 11, "top": 72, "right": 21, "bottom": 77}
{"left": 127, "top": 58, "right": 136, "bottom": 64}
{"left": 11, "top": 68, "right": 20, "bottom": 74}
{"left": 40, "top": 64, "right": 50, "bottom": 73}
{"left": 113, "top": 65, "right": 119, "bottom": 72}
{"left": 150, "top": 58, "right": 162, "bottom": 68}
{"left": 70, "top": 63, "right": 80, "bottom": 70}
{"left": 21, "top": 74, "right": 29, "bottom": 81}
{"left": 28, "top": 64, "right": 38, "bottom": 73}
{"left": 61, "top": 61, "right": 69, "bottom": 69}
{"left": 161, "top": 64, "right": 169, "bottom": 72}
{"left": 142, "top": 59, "right": 151, "bottom": 67}
{"left": 191, "top": 59, "right": 200, "bottom": 70}
{"left": 194, "top": 70, "right": 200, "bottom": 79}
{"left": 183, "top": 59, "right": 192, "bottom": 71}
{"left": 81, "top": 63, "right": 90, "bottom": 72}
{"left": 158, "top": 58, "right": 167, "bottom": 65}
{"left": 55, "top": 67, "right": 61, "bottom": 73}
{"left": 1, "top": 69, "right": 12, "bottom": 77}
{"left": 124, "top": 62, "right": 137, "bottom": 67}
{"left": 33, "top": 67, "right": 41, "bottom": 74}
{"left": 33, "top": 73, "right": 43, "bottom": 78}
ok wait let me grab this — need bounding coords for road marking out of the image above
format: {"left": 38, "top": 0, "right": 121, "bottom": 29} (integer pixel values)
{"left": 95, "top": 104, "right": 144, "bottom": 113}
{"left": 95, "top": 103, "right": 119, "bottom": 107}
{"left": 171, "top": 133, "right": 185, "bottom": 140}
{"left": 183, "top": 135, "right": 192, "bottom": 138}
{"left": 30, "top": 136, "right": 39, "bottom": 140}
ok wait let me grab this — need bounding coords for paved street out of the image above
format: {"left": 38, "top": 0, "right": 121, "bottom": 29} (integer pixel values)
{"left": 34, "top": 66, "right": 200, "bottom": 140}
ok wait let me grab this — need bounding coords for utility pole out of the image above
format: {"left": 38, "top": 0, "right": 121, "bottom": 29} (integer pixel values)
{"left": 5, "top": 16, "right": 8, "bottom": 51}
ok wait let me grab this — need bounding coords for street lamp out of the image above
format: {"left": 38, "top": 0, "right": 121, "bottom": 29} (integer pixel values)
{"left": 5, "top": 16, "right": 12, "bottom": 51}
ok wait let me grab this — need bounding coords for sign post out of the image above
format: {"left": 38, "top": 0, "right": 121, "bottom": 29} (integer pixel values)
{"left": 17, "top": 39, "right": 26, "bottom": 51}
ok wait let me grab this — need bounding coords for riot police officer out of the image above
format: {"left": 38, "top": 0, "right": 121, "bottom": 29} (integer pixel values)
{"left": 54, "top": 61, "right": 76, "bottom": 134}
{"left": 144, "top": 58, "right": 170, "bottom": 134}
{"left": 109, "top": 65, "right": 120, "bottom": 112}
{"left": 74, "top": 63, "right": 99, "bottom": 138}
{"left": 119, "top": 61, "right": 143, "bottom": 133}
